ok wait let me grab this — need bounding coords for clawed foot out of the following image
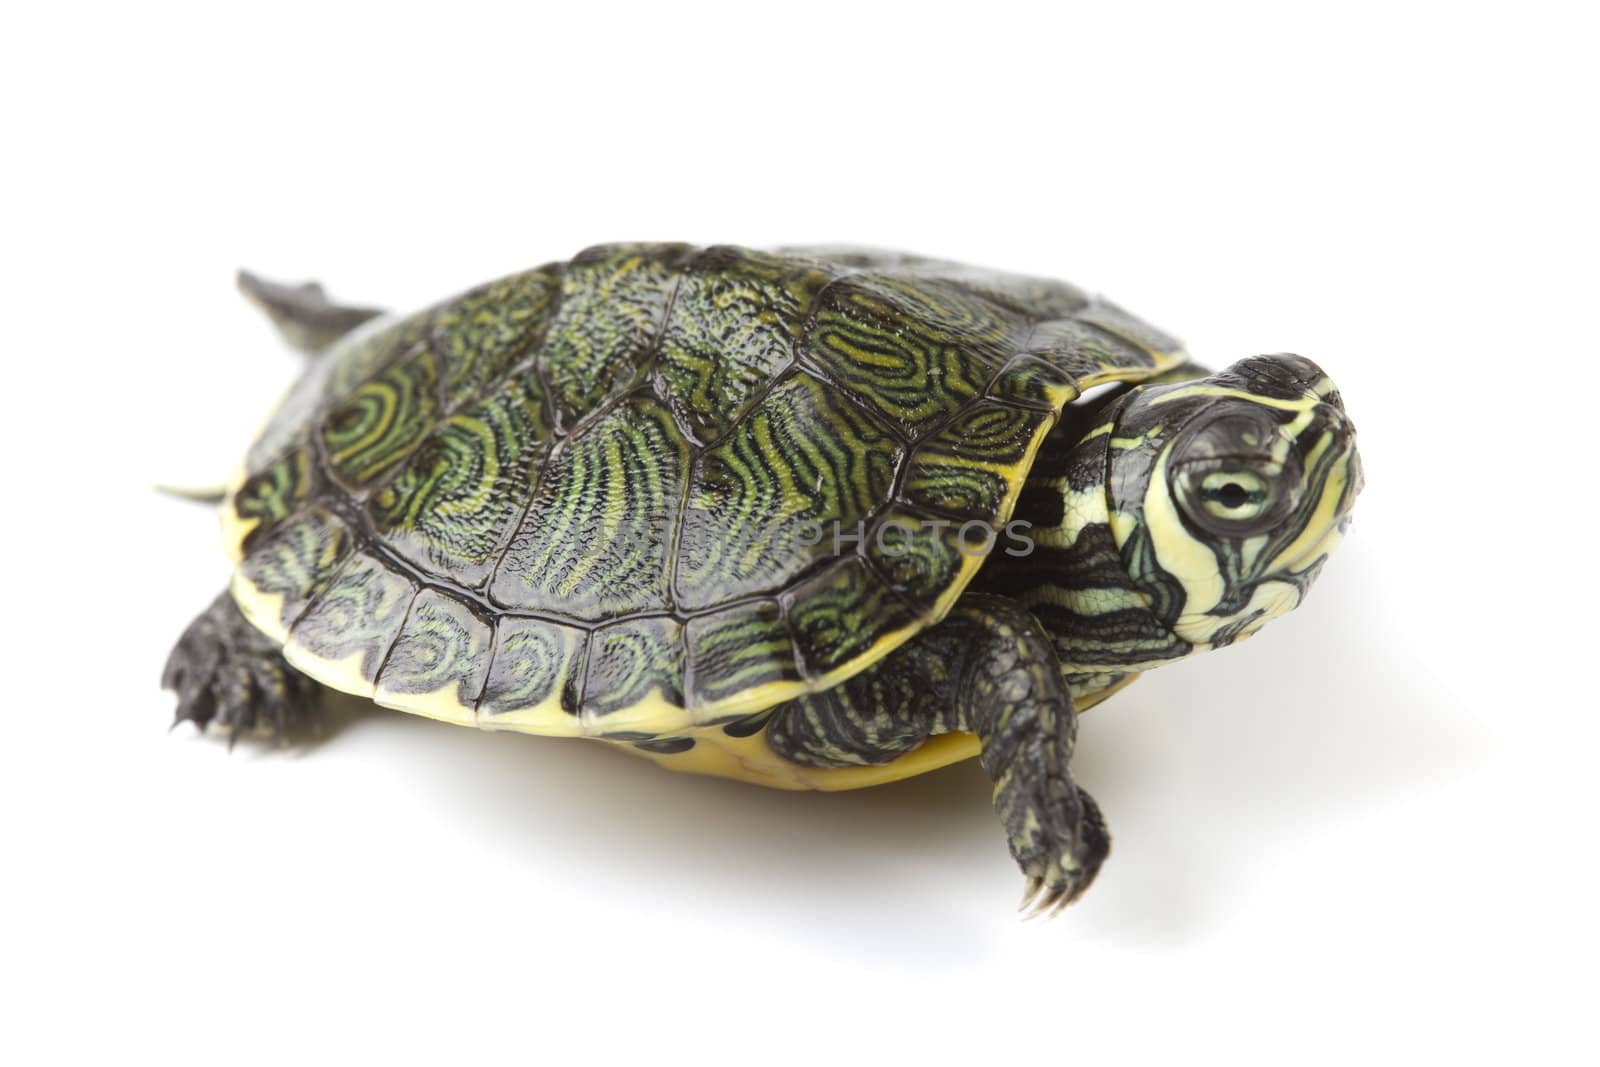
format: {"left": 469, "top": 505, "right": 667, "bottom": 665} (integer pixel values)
{"left": 236, "top": 270, "right": 384, "bottom": 354}
{"left": 1008, "top": 785, "right": 1111, "bottom": 919}
{"left": 163, "top": 593, "right": 320, "bottom": 743}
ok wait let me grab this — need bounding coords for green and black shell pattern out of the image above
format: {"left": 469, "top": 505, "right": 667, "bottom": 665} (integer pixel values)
{"left": 222, "top": 243, "right": 1185, "bottom": 739}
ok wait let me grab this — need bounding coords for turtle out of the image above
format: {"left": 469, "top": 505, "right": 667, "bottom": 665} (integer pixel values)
{"left": 163, "top": 243, "right": 1363, "bottom": 914}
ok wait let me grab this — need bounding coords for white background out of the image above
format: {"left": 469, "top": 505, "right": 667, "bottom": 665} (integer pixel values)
{"left": 4, "top": 2, "right": 1595, "bottom": 1064}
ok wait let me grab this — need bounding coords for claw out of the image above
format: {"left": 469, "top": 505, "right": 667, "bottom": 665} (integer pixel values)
{"left": 164, "top": 593, "right": 319, "bottom": 746}
{"left": 1040, "top": 889, "right": 1072, "bottom": 920}
{"left": 1023, "top": 885, "right": 1065, "bottom": 921}
{"left": 1018, "top": 870, "right": 1095, "bottom": 920}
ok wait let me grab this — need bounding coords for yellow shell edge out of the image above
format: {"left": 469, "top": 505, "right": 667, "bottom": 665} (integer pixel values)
{"left": 627, "top": 670, "right": 1139, "bottom": 790}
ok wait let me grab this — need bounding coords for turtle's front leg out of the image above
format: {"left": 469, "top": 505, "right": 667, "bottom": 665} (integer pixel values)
{"left": 955, "top": 598, "right": 1110, "bottom": 915}
{"left": 163, "top": 592, "right": 324, "bottom": 743}
{"left": 768, "top": 593, "right": 1109, "bottom": 914}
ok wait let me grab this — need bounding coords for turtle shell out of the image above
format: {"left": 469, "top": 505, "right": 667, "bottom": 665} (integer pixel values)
{"left": 222, "top": 243, "right": 1185, "bottom": 738}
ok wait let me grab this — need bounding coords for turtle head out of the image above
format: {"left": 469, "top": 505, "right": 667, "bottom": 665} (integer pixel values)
{"left": 1105, "top": 354, "right": 1362, "bottom": 655}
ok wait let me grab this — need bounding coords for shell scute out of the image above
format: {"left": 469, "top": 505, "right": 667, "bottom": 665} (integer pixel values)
{"left": 232, "top": 507, "right": 353, "bottom": 640}
{"left": 284, "top": 552, "right": 417, "bottom": 697}
{"left": 783, "top": 557, "right": 921, "bottom": 682}
{"left": 656, "top": 246, "right": 835, "bottom": 443}
{"left": 489, "top": 392, "right": 687, "bottom": 618}
{"left": 431, "top": 265, "right": 563, "bottom": 410}
{"left": 581, "top": 615, "right": 687, "bottom": 725}
{"left": 374, "top": 589, "right": 495, "bottom": 719}
{"left": 682, "top": 598, "right": 799, "bottom": 717}
{"left": 477, "top": 616, "right": 588, "bottom": 733}
{"left": 320, "top": 343, "right": 443, "bottom": 491}
{"left": 231, "top": 447, "right": 321, "bottom": 550}
{"left": 538, "top": 243, "right": 691, "bottom": 426}
{"left": 901, "top": 401, "right": 1054, "bottom": 519}
{"left": 674, "top": 370, "right": 897, "bottom": 612}
{"left": 805, "top": 274, "right": 1020, "bottom": 440}
{"left": 863, "top": 506, "right": 971, "bottom": 611}
{"left": 366, "top": 376, "right": 554, "bottom": 588}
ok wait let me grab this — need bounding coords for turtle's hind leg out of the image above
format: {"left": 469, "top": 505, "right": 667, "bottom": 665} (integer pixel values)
{"left": 236, "top": 270, "right": 384, "bottom": 355}
{"left": 163, "top": 592, "right": 324, "bottom": 744}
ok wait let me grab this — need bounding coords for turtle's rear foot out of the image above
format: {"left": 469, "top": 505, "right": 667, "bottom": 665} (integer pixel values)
{"left": 237, "top": 270, "right": 384, "bottom": 355}
{"left": 163, "top": 592, "right": 322, "bottom": 743}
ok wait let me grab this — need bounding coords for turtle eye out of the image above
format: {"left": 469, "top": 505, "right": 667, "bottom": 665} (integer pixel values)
{"left": 1167, "top": 403, "right": 1302, "bottom": 537}
{"left": 1198, "top": 469, "right": 1273, "bottom": 523}
{"left": 1173, "top": 461, "right": 1298, "bottom": 537}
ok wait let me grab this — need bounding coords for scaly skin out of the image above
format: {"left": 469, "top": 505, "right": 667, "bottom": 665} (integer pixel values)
{"left": 236, "top": 270, "right": 384, "bottom": 355}
{"left": 768, "top": 593, "right": 1108, "bottom": 914}
{"left": 164, "top": 593, "right": 322, "bottom": 742}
